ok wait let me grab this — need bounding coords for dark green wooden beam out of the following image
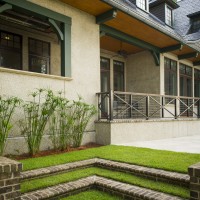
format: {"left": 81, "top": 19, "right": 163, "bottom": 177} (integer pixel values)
{"left": 151, "top": 51, "right": 160, "bottom": 66}
{"left": 61, "top": 23, "right": 71, "bottom": 77}
{"left": 194, "top": 61, "right": 200, "bottom": 66}
{"left": 0, "top": 0, "right": 71, "bottom": 24}
{"left": 0, "top": 3, "right": 12, "bottom": 13}
{"left": 48, "top": 19, "right": 64, "bottom": 41}
{"left": 160, "top": 44, "right": 183, "bottom": 53}
{"left": 100, "top": 24, "right": 160, "bottom": 53}
{"left": 96, "top": 9, "right": 117, "bottom": 24}
{"left": 178, "top": 52, "right": 199, "bottom": 60}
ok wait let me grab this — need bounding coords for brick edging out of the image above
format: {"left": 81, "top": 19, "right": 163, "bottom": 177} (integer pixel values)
{"left": 21, "top": 158, "right": 189, "bottom": 187}
{"left": 21, "top": 176, "right": 185, "bottom": 200}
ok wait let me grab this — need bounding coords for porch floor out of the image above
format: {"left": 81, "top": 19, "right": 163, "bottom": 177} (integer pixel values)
{"left": 119, "top": 135, "right": 200, "bottom": 153}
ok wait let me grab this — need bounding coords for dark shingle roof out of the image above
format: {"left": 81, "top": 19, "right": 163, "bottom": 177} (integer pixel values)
{"left": 174, "top": 0, "right": 200, "bottom": 41}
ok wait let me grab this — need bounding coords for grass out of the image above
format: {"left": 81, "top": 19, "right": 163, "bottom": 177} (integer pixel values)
{"left": 21, "top": 167, "right": 189, "bottom": 198}
{"left": 20, "top": 145, "right": 200, "bottom": 173}
{"left": 61, "top": 190, "right": 122, "bottom": 200}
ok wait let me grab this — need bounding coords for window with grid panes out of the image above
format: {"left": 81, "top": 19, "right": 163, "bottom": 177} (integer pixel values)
{"left": 190, "top": 17, "right": 200, "bottom": 34}
{"left": 29, "top": 38, "right": 50, "bottom": 74}
{"left": 166, "top": 6, "right": 173, "bottom": 26}
{"left": 179, "top": 63, "right": 192, "bottom": 97}
{"left": 0, "top": 30, "right": 22, "bottom": 70}
{"left": 194, "top": 69, "right": 200, "bottom": 97}
{"left": 164, "top": 57, "right": 177, "bottom": 96}
{"left": 137, "top": 0, "right": 147, "bottom": 10}
{"left": 114, "top": 60, "right": 125, "bottom": 92}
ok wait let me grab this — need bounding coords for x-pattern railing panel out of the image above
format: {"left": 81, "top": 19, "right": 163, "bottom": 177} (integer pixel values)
{"left": 96, "top": 91, "right": 200, "bottom": 120}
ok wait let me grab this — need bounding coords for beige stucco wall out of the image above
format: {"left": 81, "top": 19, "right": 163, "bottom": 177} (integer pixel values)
{"left": 126, "top": 51, "right": 160, "bottom": 94}
{"left": 0, "top": 0, "right": 100, "bottom": 155}
{"left": 96, "top": 119, "right": 200, "bottom": 145}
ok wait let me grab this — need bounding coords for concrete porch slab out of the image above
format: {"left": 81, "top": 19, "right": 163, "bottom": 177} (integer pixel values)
{"left": 119, "top": 135, "right": 200, "bottom": 153}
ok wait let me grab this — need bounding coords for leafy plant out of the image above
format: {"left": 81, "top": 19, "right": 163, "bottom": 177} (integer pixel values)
{"left": 20, "top": 89, "right": 59, "bottom": 156}
{"left": 71, "top": 97, "right": 97, "bottom": 148}
{"left": 49, "top": 95, "right": 72, "bottom": 151}
{"left": 0, "top": 96, "right": 21, "bottom": 155}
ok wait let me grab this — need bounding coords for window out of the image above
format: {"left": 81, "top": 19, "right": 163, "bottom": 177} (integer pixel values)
{"left": 114, "top": 60, "right": 125, "bottom": 91}
{"left": 166, "top": 6, "right": 173, "bottom": 26}
{"left": 194, "top": 69, "right": 200, "bottom": 97}
{"left": 179, "top": 63, "right": 192, "bottom": 97}
{"left": 28, "top": 38, "right": 50, "bottom": 74}
{"left": 0, "top": 30, "right": 22, "bottom": 70}
{"left": 190, "top": 17, "right": 200, "bottom": 34}
{"left": 137, "top": 0, "right": 148, "bottom": 11}
{"left": 100, "top": 57, "right": 110, "bottom": 92}
{"left": 164, "top": 57, "right": 177, "bottom": 96}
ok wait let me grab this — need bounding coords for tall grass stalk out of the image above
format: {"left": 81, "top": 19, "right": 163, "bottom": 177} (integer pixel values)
{"left": 0, "top": 96, "right": 21, "bottom": 155}
{"left": 71, "top": 97, "right": 96, "bottom": 147}
{"left": 20, "top": 89, "right": 59, "bottom": 156}
{"left": 49, "top": 96, "right": 72, "bottom": 151}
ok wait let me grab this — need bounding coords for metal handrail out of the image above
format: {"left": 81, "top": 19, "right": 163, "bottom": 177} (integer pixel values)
{"left": 96, "top": 90, "right": 200, "bottom": 121}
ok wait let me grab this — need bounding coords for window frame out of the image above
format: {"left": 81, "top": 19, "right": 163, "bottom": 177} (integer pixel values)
{"left": 164, "top": 57, "right": 177, "bottom": 96}
{"left": 28, "top": 37, "right": 51, "bottom": 74}
{"left": 113, "top": 60, "right": 125, "bottom": 92}
{"left": 165, "top": 4, "right": 173, "bottom": 27}
{"left": 194, "top": 68, "right": 200, "bottom": 97}
{"left": 0, "top": 30, "right": 22, "bottom": 70}
{"left": 189, "top": 16, "right": 200, "bottom": 34}
{"left": 136, "top": 0, "right": 149, "bottom": 12}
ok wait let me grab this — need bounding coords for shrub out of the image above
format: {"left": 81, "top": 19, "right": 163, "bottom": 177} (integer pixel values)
{"left": 71, "top": 97, "right": 97, "bottom": 148}
{"left": 20, "top": 89, "right": 59, "bottom": 156}
{"left": 0, "top": 96, "right": 21, "bottom": 155}
{"left": 49, "top": 96, "right": 72, "bottom": 151}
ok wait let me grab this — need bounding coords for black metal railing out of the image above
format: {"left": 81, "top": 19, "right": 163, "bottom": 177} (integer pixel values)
{"left": 97, "top": 90, "right": 200, "bottom": 120}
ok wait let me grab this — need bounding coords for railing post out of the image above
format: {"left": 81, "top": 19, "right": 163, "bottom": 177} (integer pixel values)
{"left": 174, "top": 98, "right": 178, "bottom": 119}
{"left": 129, "top": 94, "right": 132, "bottom": 118}
{"left": 97, "top": 93, "right": 100, "bottom": 120}
{"left": 146, "top": 96, "right": 149, "bottom": 120}
{"left": 109, "top": 90, "right": 114, "bottom": 121}
{"left": 187, "top": 99, "right": 189, "bottom": 117}
{"left": 161, "top": 96, "right": 165, "bottom": 118}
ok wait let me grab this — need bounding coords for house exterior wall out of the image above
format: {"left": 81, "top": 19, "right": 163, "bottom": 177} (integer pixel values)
{"left": 0, "top": 0, "right": 100, "bottom": 155}
{"left": 126, "top": 51, "right": 160, "bottom": 94}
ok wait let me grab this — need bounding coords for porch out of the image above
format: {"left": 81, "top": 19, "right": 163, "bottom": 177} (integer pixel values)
{"left": 95, "top": 91, "right": 200, "bottom": 145}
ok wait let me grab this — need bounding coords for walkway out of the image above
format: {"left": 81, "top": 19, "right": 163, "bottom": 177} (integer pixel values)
{"left": 120, "top": 135, "right": 200, "bottom": 153}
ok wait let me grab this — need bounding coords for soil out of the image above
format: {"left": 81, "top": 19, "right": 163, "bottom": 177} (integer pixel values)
{"left": 7, "top": 143, "right": 102, "bottom": 160}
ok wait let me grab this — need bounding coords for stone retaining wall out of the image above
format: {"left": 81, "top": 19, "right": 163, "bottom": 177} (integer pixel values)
{"left": 189, "top": 162, "right": 200, "bottom": 200}
{"left": 0, "top": 157, "right": 22, "bottom": 200}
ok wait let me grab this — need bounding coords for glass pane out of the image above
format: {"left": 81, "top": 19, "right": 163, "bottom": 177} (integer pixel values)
{"left": 29, "top": 55, "right": 49, "bottom": 74}
{"left": 100, "top": 57, "right": 110, "bottom": 92}
{"left": 0, "top": 50, "right": 21, "bottom": 70}
{"left": 114, "top": 61, "right": 124, "bottom": 91}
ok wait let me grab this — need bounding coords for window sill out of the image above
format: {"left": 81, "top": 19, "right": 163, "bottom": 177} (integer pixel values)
{"left": 0, "top": 67, "right": 73, "bottom": 81}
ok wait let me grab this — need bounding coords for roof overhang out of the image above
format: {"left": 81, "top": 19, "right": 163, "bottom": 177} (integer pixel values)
{"left": 59, "top": 0, "right": 200, "bottom": 65}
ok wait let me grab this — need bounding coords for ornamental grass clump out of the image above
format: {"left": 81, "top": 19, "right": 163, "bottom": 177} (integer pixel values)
{"left": 71, "top": 97, "right": 97, "bottom": 148}
{"left": 20, "top": 89, "right": 59, "bottom": 156}
{"left": 0, "top": 96, "right": 21, "bottom": 155}
{"left": 49, "top": 95, "right": 73, "bottom": 151}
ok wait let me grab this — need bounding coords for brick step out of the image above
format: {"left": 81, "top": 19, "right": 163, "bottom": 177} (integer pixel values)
{"left": 21, "top": 175, "right": 185, "bottom": 200}
{"left": 21, "top": 158, "right": 189, "bottom": 187}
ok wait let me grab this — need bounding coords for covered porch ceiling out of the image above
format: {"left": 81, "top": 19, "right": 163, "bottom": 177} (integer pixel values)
{"left": 59, "top": 0, "right": 200, "bottom": 66}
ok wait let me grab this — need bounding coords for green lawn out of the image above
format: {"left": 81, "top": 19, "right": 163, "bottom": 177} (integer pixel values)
{"left": 21, "top": 167, "right": 189, "bottom": 198}
{"left": 61, "top": 190, "right": 122, "bottom": 200}
{"left": 21, "top": 145, "right": 200, "bottom": 173}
